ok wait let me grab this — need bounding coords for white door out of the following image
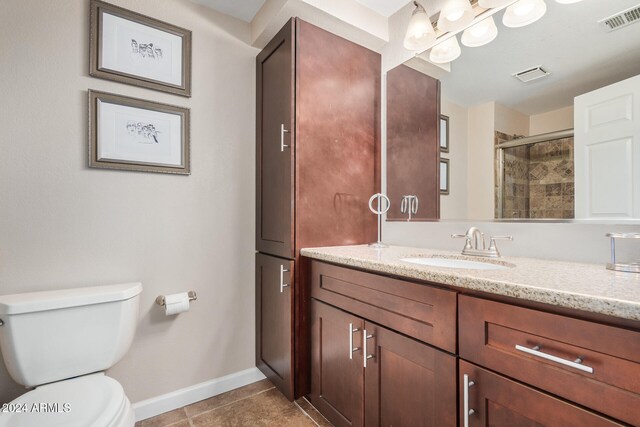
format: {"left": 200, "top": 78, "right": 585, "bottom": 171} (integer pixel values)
{"left": 574, "top": 74, "right": 640, "bottom": 219}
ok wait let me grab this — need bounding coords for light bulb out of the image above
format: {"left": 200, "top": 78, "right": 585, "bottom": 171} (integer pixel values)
{"left": 462, "top": 16, "right": 498, "bottom": 47}
{"left": 429, "top": 35, "right": 462, "bottom": 63}
{"left": 438, "top": 0, "right": 475, "bottom": 32}
{"left": 503, "top": 0, "right": 547, "bottom": 28}
{"left": 404, "top": 2, "right": 436, "bottom": 51}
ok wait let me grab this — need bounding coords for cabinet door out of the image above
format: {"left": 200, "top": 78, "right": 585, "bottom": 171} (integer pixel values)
{"left": 459, "top": 360, "right": 625, "bottom": 427}
{"left": 309, "top": 300, "right": 364, "bottom": 427}
{"left": 364, "top": 322, "right": 456, "bottom": 427}
{"left": 256, "top": 19, "right": 294, "bottom": 259}
{"left": 255, "top": 253, "right": 294, "bottom": 400}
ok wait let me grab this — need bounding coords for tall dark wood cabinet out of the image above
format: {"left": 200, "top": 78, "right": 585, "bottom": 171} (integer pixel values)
{"left": 255, "top": 18, "right": 380, "bottom": 400}
{"left": 386, "top": 64, "right": 441, "bottom": 220}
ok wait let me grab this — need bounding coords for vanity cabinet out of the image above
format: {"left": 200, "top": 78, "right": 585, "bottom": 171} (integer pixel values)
{"left": 459, "top": 295, "right": 640, "bottom": 426}
{"left": 255, "top": 18, "right": 380, "bottom": 399}
{"left": 459, "top": 361, "right": 624, "bottom": 427}
{"left": 308, "top": 260, "right": 457, "bottom": 427}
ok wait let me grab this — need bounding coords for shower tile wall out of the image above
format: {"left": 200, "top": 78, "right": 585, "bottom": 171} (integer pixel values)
{"left": 528, "top": 137, "right": 574, "bottom": 219}
{"left": 495, "top": 132, "right": 574, "bottom": 219}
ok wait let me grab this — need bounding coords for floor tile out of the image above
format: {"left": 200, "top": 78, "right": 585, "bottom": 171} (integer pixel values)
{"left": 190, "top": 388, "right": 316, "bottom": 427}
{"left": 296, "top": 397, "right": 333, "bottom": 427}
{"left": 184, "top": 379, "right": 274, "bottom": 418}
{"left": 135, "top": 408, "right": 188, "bottom": 427}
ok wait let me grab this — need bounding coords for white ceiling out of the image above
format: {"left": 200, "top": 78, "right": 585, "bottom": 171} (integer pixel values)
{"left": 355, "top": 0, "right": 411, "bottom": 17}
{"left": 191, "top": 0, "right": 266, "bottom": 22}
{"left": 419, "top": 0, "right": 640, "bottom": 114}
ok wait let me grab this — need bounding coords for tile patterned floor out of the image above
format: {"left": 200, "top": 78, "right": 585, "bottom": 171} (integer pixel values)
{"left": 135, "top": 379, "right": 333, "bottom": 427}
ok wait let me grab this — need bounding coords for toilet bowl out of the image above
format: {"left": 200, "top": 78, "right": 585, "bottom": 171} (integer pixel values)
{"left": 0, "top": 282, "right": 142, "bottom": 427}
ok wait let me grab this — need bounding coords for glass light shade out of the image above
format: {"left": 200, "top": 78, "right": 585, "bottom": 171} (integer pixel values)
{"left": 503, "top": 0, "right": 547, "bottom": 28}
{"left": 429, "top": 35, "right": 462, "bottom": 63}
{"left": 461, "top": 16, "right": 498, "bottom": 47}
{"left": 438, "top": 0, "right": 475, "bottom": 32}
{"left": 404, "top": 2, "right": 437, "bottom": 51}
{"left": 479, "top": 0, "right": 515, "bottom": 7}
{"left": 555, "top": 0, "right": 583, "bottom": 3}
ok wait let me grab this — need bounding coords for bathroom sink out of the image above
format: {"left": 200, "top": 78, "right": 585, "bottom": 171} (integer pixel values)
{"left": 400, "top": 257, "right": 511, "bottom": 271}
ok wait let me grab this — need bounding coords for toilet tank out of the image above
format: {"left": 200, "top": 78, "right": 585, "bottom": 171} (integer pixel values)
{"left": 0, "top": 282, "right": 142, "bottom": 387}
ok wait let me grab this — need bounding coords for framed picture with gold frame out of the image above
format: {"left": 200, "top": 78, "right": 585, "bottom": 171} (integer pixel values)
{"left": 89, "top": 0, "right": 192, "bottom": 97}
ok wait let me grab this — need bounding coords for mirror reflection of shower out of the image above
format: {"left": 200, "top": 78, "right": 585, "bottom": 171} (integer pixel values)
{"left": 496, "top": 129, "right": 574, "bottom": 219}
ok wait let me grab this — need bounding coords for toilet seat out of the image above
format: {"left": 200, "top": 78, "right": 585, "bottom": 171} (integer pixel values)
{"left": 0, "top": 373, "right": 134, "bottom": 427}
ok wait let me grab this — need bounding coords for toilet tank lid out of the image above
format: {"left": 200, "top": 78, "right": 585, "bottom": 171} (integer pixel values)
{"left": 0, "top": 282, "right": 143, "bottom": 315}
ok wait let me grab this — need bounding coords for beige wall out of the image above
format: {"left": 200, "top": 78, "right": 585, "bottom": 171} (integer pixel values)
{"left": 440, "top": 98, "right": 469, "bottom": 219}
{"left": 494, "top": 103, "right": 530, "bottom": 137}
{"left": 530, "top": 105, "right": 574, "bottom": 135}
{"left": 0, "top": 0, "right": 259, "bottom": 404}
{"left": 466, "top": 102, "right": 495, "bottom": 219}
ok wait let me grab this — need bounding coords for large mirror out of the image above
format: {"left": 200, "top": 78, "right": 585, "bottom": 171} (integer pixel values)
{"left": 387, "top": 0, "right": 640, "bottom": 222}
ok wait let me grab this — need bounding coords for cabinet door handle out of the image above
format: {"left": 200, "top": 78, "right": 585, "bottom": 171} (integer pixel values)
{"left": 279, "top": 265, "right": 290, "bottom": 293}
{"left": 515, "top": 344, "right": 594, "bottom": 374}
{"left": 363, "top": 329, "right": 375, "bottom": 368}
{"left": 348, "top": 323, "right": 361, "bottom": 359}
{"left": 280, "top": 124, "right": 290, "bottom": 152}
{"left": 463, "top": 374, "right": 475, "bottom": 427}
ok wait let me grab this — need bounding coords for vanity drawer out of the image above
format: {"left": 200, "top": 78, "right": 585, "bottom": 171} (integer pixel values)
{"left": 459, "top": 295, "right": 640, "bottom": 426}
{"left": 310, "top": 260, "right": 457, "bottom": 353}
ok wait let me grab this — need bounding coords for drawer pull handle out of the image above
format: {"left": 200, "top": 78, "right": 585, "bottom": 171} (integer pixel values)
{"left": 349, "top": 323, "right": 361, "bottom": 359}
{"left": 363, "top": 329, "right": 375, "bottom": 368}
{"left": 463, "top": 374, "right": 475, "bottom": 427}
{"left": 279, "top": 265, "right": 290, "bottom": 293}
{"left": 280, "top": 124, "right": 290, "bottom": 152}
{"left": 515, "top": 344, "right": 594, "bottom": 374}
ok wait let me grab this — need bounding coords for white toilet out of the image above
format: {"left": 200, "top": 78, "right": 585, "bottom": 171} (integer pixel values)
{"left": 0, "top": 282, "right": 142, "bottom": 427}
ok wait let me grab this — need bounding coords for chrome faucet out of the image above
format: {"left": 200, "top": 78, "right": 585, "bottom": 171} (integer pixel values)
{"left": 452, "top": 227, "right": 513, "bottom": 258}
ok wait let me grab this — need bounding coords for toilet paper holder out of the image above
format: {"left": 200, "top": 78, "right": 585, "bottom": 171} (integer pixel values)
{"left": 155, "top": 290, "right": 197, "bottom": 307}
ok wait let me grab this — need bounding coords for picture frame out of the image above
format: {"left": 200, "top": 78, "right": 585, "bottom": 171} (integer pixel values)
{"left": 88, "top": 90, "right": 190, "bottom": 175}
{"left": 89, "top": 0, "right": 192, "bottom": 97}
{"left": 440, "top": 158, "right": 450, "bottom": 195}
{"left": 440, "top": 115, "right": 449, "bottom": 153}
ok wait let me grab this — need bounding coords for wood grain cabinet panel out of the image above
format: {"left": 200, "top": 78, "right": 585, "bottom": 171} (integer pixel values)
{"left": 309, "top": 299, "right": 456, "bottom": 427}
{"left": 310, "top": 260, "right": 457, "bottom": 353}
{"left": 255, "top": 253, "right": 295, "bottom": 400}
{"left": 386, "top": 64, "right": 440, "bottom": 221}
{"left": 459, "top": 360, "right": 625, "bottom": 427}
{"left": 459, "top": 295, "right": 640, "bottom": 426}
{"left": 256, "top": 18, "right": 380, "bottom": 399}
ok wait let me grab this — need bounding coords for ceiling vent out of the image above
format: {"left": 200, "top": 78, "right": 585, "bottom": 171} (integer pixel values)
{"left": 513, "top": 66, "right": 549, "bottom": 83}
{"left": 598, "top": 4, "right": 640, "bottom": 32}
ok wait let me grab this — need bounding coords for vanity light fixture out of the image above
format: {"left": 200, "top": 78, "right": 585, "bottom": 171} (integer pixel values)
{"left": 462, "top": 16, "right": 498, "bottom": 47}
{"left": 503, "top": 0, "right": 547, "bottom": 28}
{"left": 438, "top": 0, "right": 475, "bottom": 32}
{"left": 404, "top": 1, "right": 437, "bottom": 51}
{"left": 429, "top": 35, "right": 462, "bottom": 63}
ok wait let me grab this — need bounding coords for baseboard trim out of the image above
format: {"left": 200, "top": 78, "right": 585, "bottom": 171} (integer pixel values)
{"left": 132, "top": 367, "right": 267, "bottom": 421}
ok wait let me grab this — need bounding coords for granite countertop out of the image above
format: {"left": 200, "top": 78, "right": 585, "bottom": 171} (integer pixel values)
{"left": 300, "top": 245, "right": 640, "bottom": 322}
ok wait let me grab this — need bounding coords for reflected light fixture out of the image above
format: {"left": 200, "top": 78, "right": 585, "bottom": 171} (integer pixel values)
{"left": 479, "top": 0, "right": 514, "bottom": 7}
{"left": 503, "top": 0, "right": 547, "bottom": 28}
{"left": 429, "top": 35, "right": 462, "bottom": 63}
{"left": 403, "top": 1, "right": 436, "bottom": 51}
{"left": 462, "top": 16, "right": 498, "bottom": 47}
{"left": 438, "top": 0, "right": 475, "bottom": 32}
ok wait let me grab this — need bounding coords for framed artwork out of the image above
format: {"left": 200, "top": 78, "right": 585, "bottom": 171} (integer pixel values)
{"left": 440, "top": 115, "right": 449, "bottom": 153}
{"left": 440, "top": 158, "right": 450, "bottom": 195}
{"left": 89, "top": 90, "right": 190, "bottom": 174}
{"left": 89, "top": 0, "right": 192, "bottom": 97}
